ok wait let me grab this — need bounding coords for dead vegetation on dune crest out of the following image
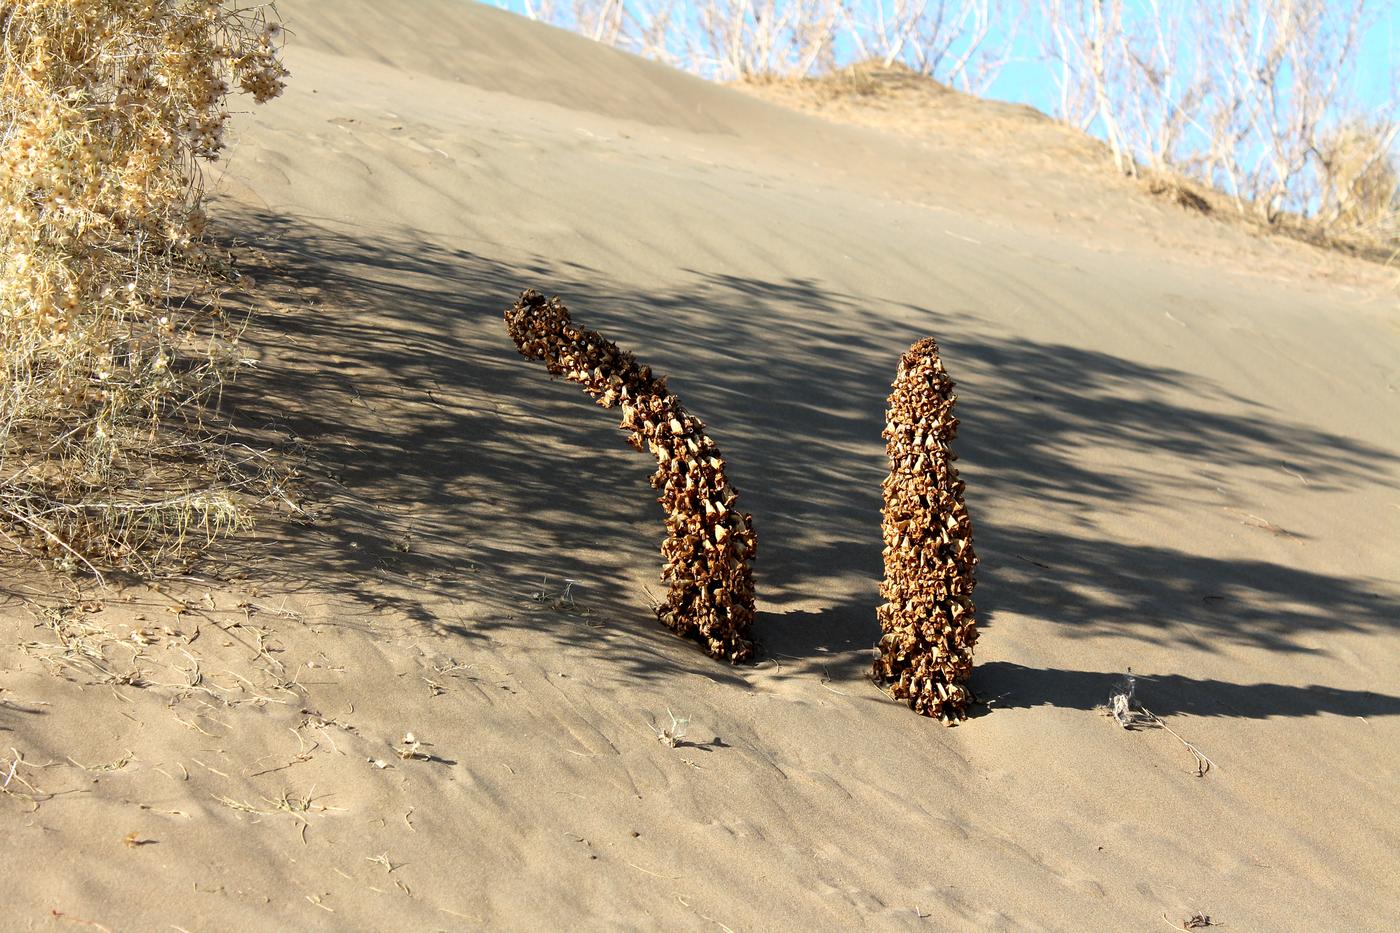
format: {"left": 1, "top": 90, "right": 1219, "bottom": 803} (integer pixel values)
{"left": 746, "top": 58, "right": 1399, "bottom": 266}
{"left": 0, "top": 1, "right": 288, "bottom": 576}
{"left": 743, "top": 59, "right": 971, "bottom": 106}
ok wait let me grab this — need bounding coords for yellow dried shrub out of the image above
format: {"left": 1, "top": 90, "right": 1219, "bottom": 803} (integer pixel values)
{"left": 0, "top": 1, "right": 287, "bottom": 573}
{"left": 1318, "top": 120, "right": 1399, "bottom": 245}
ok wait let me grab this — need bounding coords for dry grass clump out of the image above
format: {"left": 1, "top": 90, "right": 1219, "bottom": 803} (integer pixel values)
{"left": 743, "top": 58, "right": 944, "bottom": 102}
{"left": 0, "top": 1, "right": 287, "bottom": 574}
{"left": 1318, "top": 121, "right": 1400, "bottom": 248}
{"left": 873, "top": 337, "right": 978, "bottom": 722}
{"left": 505, "top": 290, "right": 757, "bottom": 662}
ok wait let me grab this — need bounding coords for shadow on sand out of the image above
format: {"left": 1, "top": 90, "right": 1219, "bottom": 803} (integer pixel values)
{"left": 212, "top": 208, "right": 1400, "bottom": 716}
{"left": 975, "top": 662, "right": 1400, "bottom": 720}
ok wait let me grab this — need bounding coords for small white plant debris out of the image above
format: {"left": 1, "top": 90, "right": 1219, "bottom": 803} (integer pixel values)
{"left": 1106, "top": 669, "right": 1142, "bottom": 728}
{"left": 395, "top": 732, "right": 429, "bottom": 761}
{"left": 653, "top": 709, "right": 689, "bottom": 748}
{"left": 67, "top": 750, "right": 133, "bottom": 773}
{"left": 531, "top": 575, "right": 587, "bottom": 612}
{"left": 366, "top": 852, "right": 400, "bottom": 874}
{"left": 105, "top": 670, "right": 148, "bottom": 688}
{"left": 1104, "top": 668, "right": 1217, "bottom": 777}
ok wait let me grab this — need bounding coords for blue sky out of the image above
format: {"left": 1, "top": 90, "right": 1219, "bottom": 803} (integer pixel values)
{"left": 1358, "top": 1, "right": 1397, "bottom": 113}
{"left": 983, "top": 1, "right": 1397, "bottom": 120}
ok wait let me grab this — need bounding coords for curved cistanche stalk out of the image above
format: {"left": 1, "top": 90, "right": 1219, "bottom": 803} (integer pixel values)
{"left": 874, "top": 337, "right": 979, "bottom": 721}
{"left": 505, "top": 290, "right": 756, "bottom": 662}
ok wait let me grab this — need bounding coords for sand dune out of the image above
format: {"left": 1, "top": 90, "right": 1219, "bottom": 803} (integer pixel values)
{"left": 3, "top": 1, "right": 1398, "bottom": 930}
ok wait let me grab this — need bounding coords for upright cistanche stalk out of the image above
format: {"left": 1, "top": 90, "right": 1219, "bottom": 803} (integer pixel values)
{"left": 505, "top": 290, "right": 757, "bottom": 662}
{"left": 874, "top": 337, "right": 978, "bottom": 722}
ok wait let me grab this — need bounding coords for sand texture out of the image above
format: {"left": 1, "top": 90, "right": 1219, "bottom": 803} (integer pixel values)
{"left": 2, "top": 2, "right": 1398, "bottom": 930}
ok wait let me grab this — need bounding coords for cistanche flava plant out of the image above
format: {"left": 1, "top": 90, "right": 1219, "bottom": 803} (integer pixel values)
{"left": 505, "top": 290, "right": 758, "bottom": 662}
{"left": 874, "top": 337, "right": 979, "bottom": 722}
{"left": 0, "top": 1, "right": 287, "bottom": 573}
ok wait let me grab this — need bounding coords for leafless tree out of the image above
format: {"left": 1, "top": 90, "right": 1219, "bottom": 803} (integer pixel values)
{"left": 1036, "top": 0, "right": 1393, "bottom": 225}
{"left": 1040, "top": 0, "right": 1135, "bottom": 174}
{"left": 1201, "top": 0, "right": 1372, "bottom": 221}
{"left": 1117, "top": 0, "right": 1210, "bottom": 175}
{"left": 505, "top": 0, "right": 1396, "bottom": 233}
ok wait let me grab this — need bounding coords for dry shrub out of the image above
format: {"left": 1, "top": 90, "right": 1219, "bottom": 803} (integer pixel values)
{"left": 0, "top": 1, "right": 287, "bottom": 574}
{"left": 1146, "top": 175, "right": 1213, "bottom": 215}
{"left": 747, "top": 58, "right": 949, "bottom": 103}
{"left": 1318, "top": 120, "right": 1400, "bottom": 245}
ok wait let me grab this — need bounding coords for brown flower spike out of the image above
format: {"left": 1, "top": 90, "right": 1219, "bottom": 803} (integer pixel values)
{"left": 874, "top": 337, "right": 979, "bottom": 721}
{"left": 505, "top": 290, "right": 756, "bottom": 662}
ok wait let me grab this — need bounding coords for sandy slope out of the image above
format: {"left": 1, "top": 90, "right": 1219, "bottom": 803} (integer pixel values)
{"left": 3, "top": 2, "right": 1398, "bottom": 930}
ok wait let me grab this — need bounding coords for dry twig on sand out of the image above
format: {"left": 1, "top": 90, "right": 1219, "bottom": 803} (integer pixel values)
{"left": 1106, "top": 670, "right": 1217, "bottom": 777}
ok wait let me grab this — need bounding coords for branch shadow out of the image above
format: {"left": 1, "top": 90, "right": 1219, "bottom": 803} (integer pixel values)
{"left": 976, "top": 662, "right": 1400, "bottom": 720}
{"left": 978, "top": 526, "right": 1398, "bottom": 654}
